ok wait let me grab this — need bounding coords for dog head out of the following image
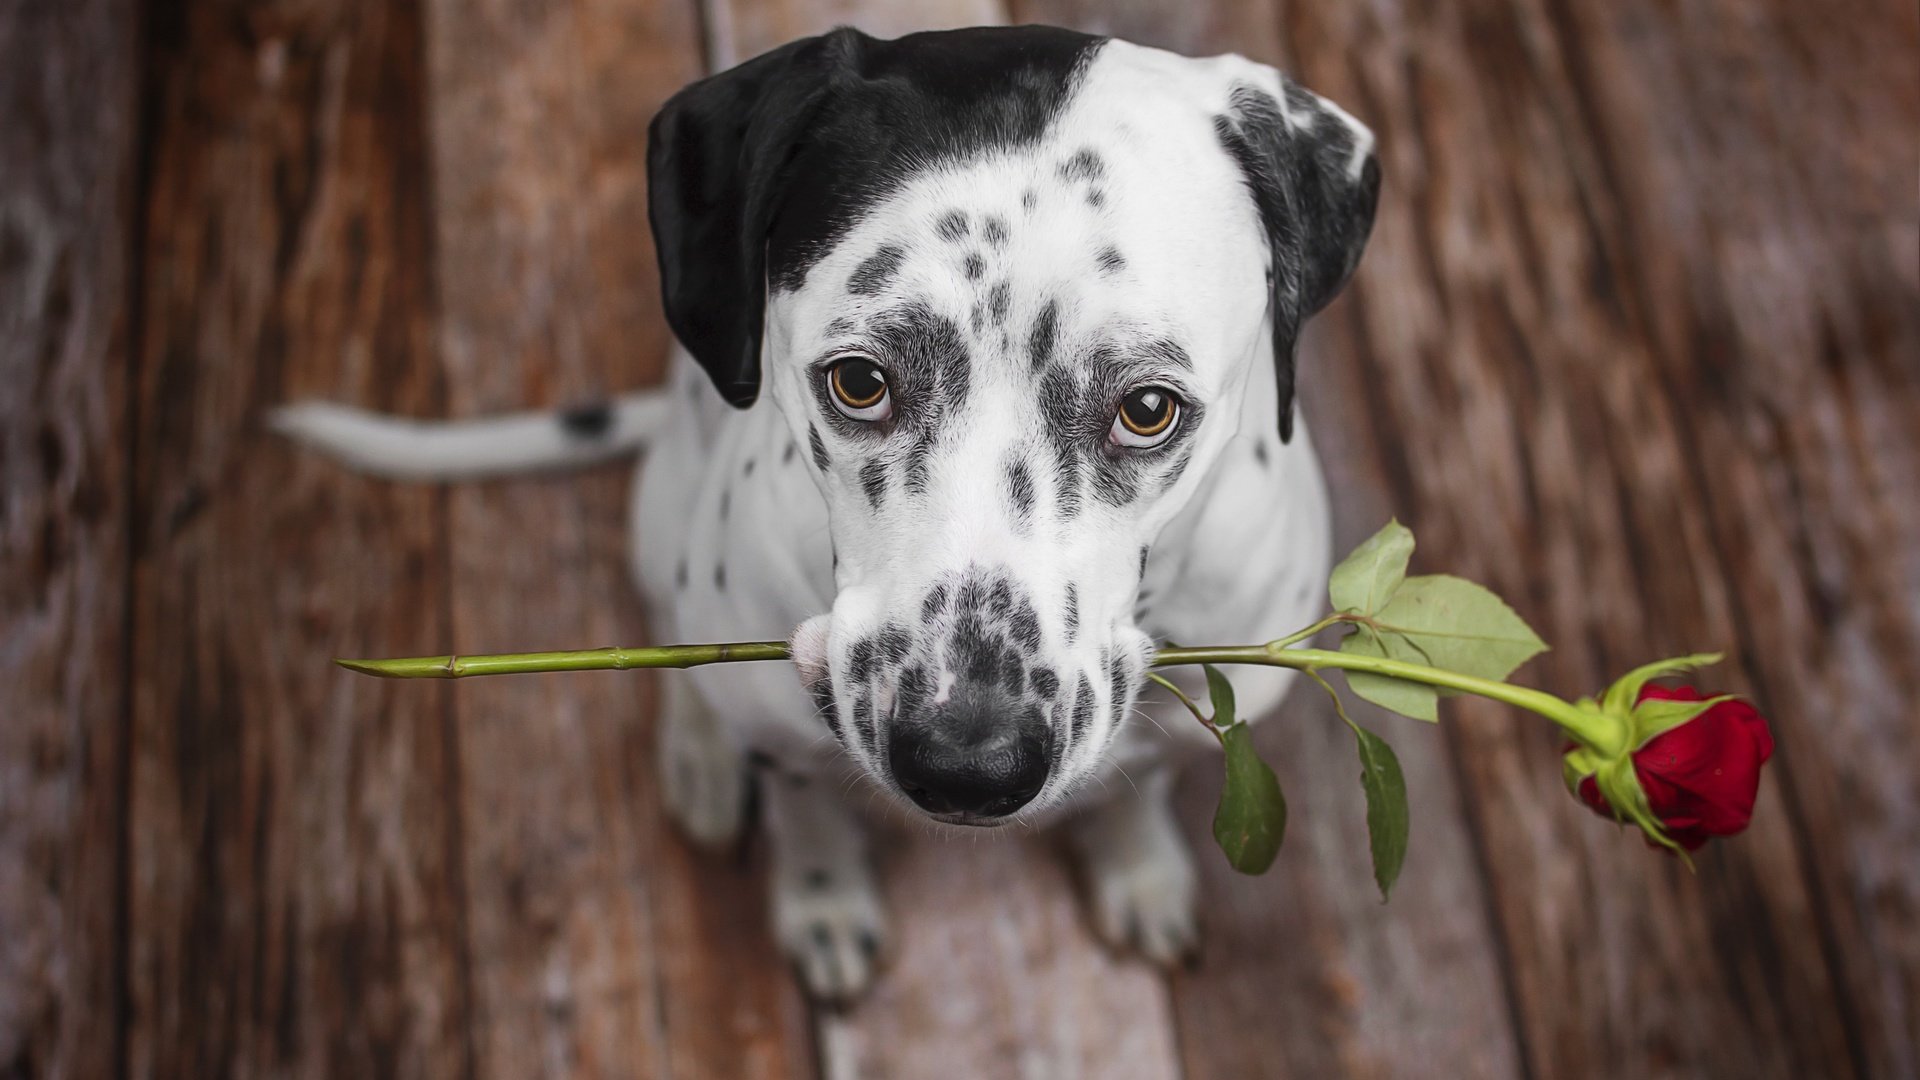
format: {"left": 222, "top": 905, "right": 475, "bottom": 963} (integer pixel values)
{"left": 649, "top": 27, "right": 1378, "bottom": 823}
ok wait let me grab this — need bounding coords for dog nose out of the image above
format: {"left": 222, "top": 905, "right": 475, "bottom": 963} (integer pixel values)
{"left": 889, "top": 709, "right": 1050, "bottom": 818}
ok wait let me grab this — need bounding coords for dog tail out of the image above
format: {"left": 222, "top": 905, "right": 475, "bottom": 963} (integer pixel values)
{"left": 268, "top": 391, "right": 672, "bottom": 481}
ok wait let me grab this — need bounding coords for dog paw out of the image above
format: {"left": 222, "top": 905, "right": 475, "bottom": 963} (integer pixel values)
{"left": 1082, "top": 828, "right": 1201, "bottom": 968}
{"left": 773, "top": 867, "right": 888, "bottom": 1005}
{"left": 657, "top": 690, "right": 747, "bottom": 848}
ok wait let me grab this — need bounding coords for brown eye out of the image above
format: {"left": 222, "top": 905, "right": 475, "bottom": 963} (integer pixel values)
{"left": 1111, "top": 386, "right": 1179, "bottom": 447}
{"left": 827, "top": 356, "right": 891, "bottom": 420}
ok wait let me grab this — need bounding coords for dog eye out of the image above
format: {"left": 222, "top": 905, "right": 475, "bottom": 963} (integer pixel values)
{"left": 1110, "top": 386, "right": 1180, "bottom": 448}
{"left": 826, "top": 356, "right": 892, "bottom": 421}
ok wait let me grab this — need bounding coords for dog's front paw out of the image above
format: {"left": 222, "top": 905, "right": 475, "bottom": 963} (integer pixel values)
{"left": 1073, "top": 785, "right": 1202, "bottom": 967}
{"left": 1084, "top": 836, "right": 1201, "bottom": 967}
{"left": 657, "top": 683, "right": 747, "bottom": 848}
{"left": 773, "top": 864, "right": 888, "bottom": 1005}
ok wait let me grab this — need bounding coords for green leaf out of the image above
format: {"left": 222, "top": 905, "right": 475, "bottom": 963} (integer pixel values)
{"left": 1212, "top": 721, "right": 1287, "bottom": 874}
{"left": 1630, "top": 694, "right": 1735, "bottom": 746}
{"left": 1372, "top": 575, "right": 1548, "bottom": 678}
{"left": 1329, "top": 519, "right": 1415, "bottom": 615}
{"left": 1347, "top": 720, "right": 1410, "bottom": 900}
{"left": 1341, "top": 626, "right": 1440, "bottom": 721}
{"left": 1203, "top": 663, "right": 1237, "bottom": 728}
{"left": 1600, "top": 652, "right": 1725, "bottom": 717}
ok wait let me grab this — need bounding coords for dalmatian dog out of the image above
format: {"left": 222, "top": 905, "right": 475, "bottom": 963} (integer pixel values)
{"left": 274, "top": 25, "right": 1378, "bottom": 1002}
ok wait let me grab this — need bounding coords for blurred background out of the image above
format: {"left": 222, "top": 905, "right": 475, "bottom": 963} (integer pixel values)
{"left": 2, "top": 0, "right": 1915, "bottom": 1076}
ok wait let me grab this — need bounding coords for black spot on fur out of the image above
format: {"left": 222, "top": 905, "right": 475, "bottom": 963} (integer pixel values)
{"left": 674, "top": 558, "right": 688, "bottom": 589}
{"left": 1038, "top": 365, "right": 1086, "bottom": 518}
{"left": 809, "top": 425, "right": 830, "bottom": 471}
{"left": 904, "top": 432, "right": 934, "bottom": 495}
{"left": 982, "top": 215, "right": 1009, "bottom": 247}
{"left": 811, "top": 680, "right": 841, "bottom": 738}
{"left": 1108, "top": 651, "right": 1132, "bottom": 717}
{"left": 559, "top": 402, "right": 614, "bottom": 437}
{"left": 743, "top": 457, "right": 756, "bottom": 476}
{"left": 1060, "top": 147, "right": 1105, "bottom": 181}
{"left": 1006, "top": 457, "right": 1035, "bottom": 521}
{"left": 784, "top": 440, "right": 797, "bottom": 465}
{"left": 1021, "top": 188, "right": 1037, "bottom": 211}
{"left": 1139, "top": 546, "right": 1150, "bottom": 579}
{"left": 1010, "top": 606, "right": 1042, "bottom": 653}
{"left": 849, "top": 245, "right": 906, "bottom": 294}
{"left": 988, "top": 580, "right": 1013, "bottom": 614}
{"left": 1064, "top": 584, "right": 1079, "bottom": 643}
{"left": 1030, "top": 668, "right": 1059, "bottom": 699}
{"left": 849, "top": 636, "right": 877, "bottom": 685}
{"left": 1092, "top": 465, "right": 1141, "bottom": 506}
{"left": 714, "top": 562, "right": 727, "bottom": 590}
{"left": 1096, "top": 246, "right": 1126, "bottom": 274}
{"left": 964, "top": 251, "right": 985, "bottom": 279}
{"left": 1028, "top": 300, "right": 1058, "bottom": 370}
{"left": 987, "top": 281, "right": 1011, "bottom": 326}
{"left": 922, "top": 584, "right": 950, "bottom": 622}
{"left": 1086, "top": 187, "right": 1106, "bottom": 208}
{"left": 1253, "top": 439, "right": 1269, "bottom": 466}
{"left": 898, "top": 663, "right": 933, "bottom": 721}
{"left": 1054, "top": 452, "right": 1082, "bottom": 519}
{"left": 878, "top": 624, "right": 912, "bottom": 667}
{"left": 825, "top": 316, "right": 855, "bottom": 337}
{"left": 1070, "top": 673, "right": 1095, "bottom": 743}
{"left": 936, "top": 209, "right": 969, "bottom": 241}
{"left": 860, "top": 457, "right": 887, "bottom": 509}
{"left": 855, "top": 698, "right": 881, "bottom": 756}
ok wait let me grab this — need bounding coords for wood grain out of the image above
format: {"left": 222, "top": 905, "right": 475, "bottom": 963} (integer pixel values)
{"left": 6, "top": 0, "right": 1913, "bottom": 1076}
{"left": 422, "top": 0, "right": 813, "bottom": 1075}
{"left": 0, "top": 1, "right": 136, "bottom": 1076}
{"left": 1268, "top": 0, "right": 1915, "bottom": 1074}
{"left": 816, "top": 832, "right": 1182, "bottom": 1080}
{"left": 125, "top": 1, "right": 471, "bottom": 1075}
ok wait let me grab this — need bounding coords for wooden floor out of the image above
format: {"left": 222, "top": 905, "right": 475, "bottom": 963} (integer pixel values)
{"left": 4, "top": 0, "right": 1916, "bottom": 1076}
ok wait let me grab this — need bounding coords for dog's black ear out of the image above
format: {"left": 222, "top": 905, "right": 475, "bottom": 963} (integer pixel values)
{"left": 1214, "top": 77, "right": 1381, "bottom": 442}
{"left": 647, "top": 31, "right": 862, "bottom": 407}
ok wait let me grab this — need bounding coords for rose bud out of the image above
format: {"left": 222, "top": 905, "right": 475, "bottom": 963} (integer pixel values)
{"left": 1565, "top": 684, "right": 1774, "bottom": 851}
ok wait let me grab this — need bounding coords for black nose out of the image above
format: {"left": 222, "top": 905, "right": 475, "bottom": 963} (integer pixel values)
{"left": 889, "top": 705, "right": 1051, "bottom": 819}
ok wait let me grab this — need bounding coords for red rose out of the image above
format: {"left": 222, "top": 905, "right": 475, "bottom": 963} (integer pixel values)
{"left": 1575, "top": 685, "right": 1774, "bottom": 850}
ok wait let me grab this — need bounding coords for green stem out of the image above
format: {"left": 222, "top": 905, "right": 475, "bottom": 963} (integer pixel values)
{"left": 336, "top": 632, "right": 1613, "bottom": 751}
{"left": 1151, "top": 644, "right": 1614, "bottom": 752}
{"left": 335, "top": 642, "right": 790, "bottom": 679}
{"left": 1144, "top": 671, "right": 1222, "bottom": 742}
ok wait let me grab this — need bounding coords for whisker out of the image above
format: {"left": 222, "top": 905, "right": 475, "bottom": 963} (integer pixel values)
{"left": 1129, "top": 705, "right": 1171, "bottom": 740}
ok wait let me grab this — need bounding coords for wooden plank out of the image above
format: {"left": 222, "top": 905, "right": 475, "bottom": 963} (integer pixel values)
{"left": 816, "top": 836, "right": 1181, "bottom": 1080}
{"left": 125, "top": 2, "right": 473, "bottom": 1075}
{"left": 0, "top": 2, "right": 137, "bottom": 1076}
{"left": 697, "top": 4, "right": 1184, "bottom": 1076}
{"left": 1521, "top": 0, "right": 1920, "bottom": 1073}
{"left": 1260, "top": 0, "right": 1910, "bottom": 1074}
{"left": 998, "top": 4, "right": 1529, "bottom": 1076}
{"left": 703, "top": 0, "right": 1004, "bottom": 73}
{"left": 421, "top": 0, "right": 814, "bottom": 1075}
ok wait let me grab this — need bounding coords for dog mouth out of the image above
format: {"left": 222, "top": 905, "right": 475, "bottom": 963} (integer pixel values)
{"left": 924, "top": 809, "right": 1014, "bottom": 828}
